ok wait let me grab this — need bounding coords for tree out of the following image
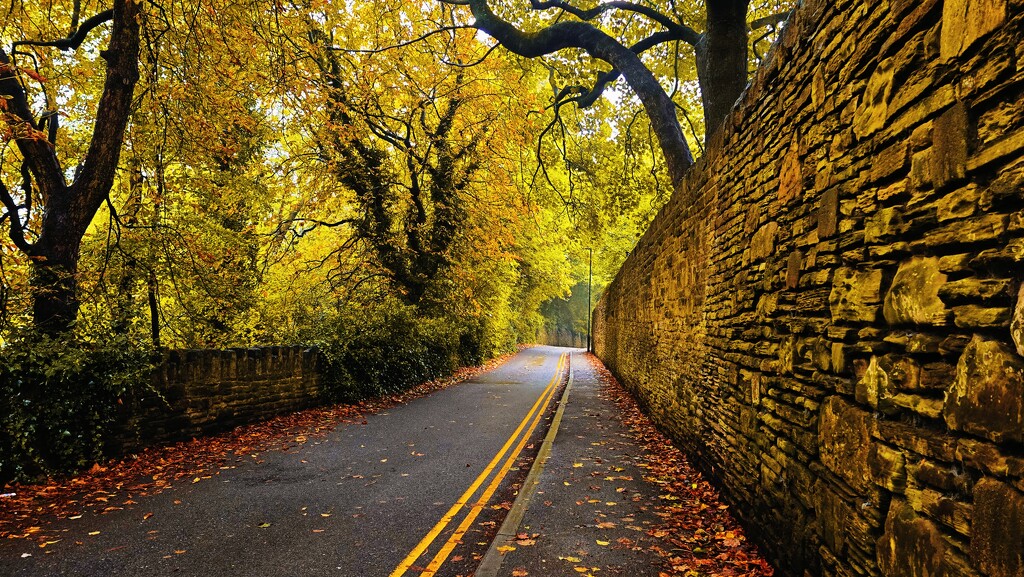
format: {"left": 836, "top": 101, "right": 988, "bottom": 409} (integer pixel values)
{"left": 0, "top": 0, "right": 141, "bottom": 333}
{"left": 438, "top": 0, "right": 791, "bottom": 186}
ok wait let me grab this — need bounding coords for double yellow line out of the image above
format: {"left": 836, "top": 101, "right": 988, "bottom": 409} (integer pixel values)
{"left": 389, "top": 352, "right": 567, "bottom": 577}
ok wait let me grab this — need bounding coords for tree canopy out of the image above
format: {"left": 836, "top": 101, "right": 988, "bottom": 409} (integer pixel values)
{"left": 0, "top": 0, "right": 792, "bottom": 347}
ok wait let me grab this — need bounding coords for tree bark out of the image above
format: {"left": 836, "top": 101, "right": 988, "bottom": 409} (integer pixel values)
{"left": 695, "top": 0, "right": 749, "bottom": 141}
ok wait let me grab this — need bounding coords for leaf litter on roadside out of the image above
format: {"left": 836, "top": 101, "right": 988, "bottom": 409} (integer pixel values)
{"left": 587, "top": 353, "right": 774, "bottom": 577}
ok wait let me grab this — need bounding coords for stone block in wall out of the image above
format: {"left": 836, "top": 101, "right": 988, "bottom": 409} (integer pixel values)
{"left": 856, "top": 356, "right": 899, "bottom": 414}
{"left": 938, "top": 277, "right": 1014, "bottom": 305}
{"left": 815, "top": 485, "right": 859, "bottom": 560}
{"left": 786, "top": 250, "right": 803, "bottom": 289}
{"left": 904, "top": 485, "right": 972, "bottom": 537}
{"left": 970, "top": 236, "right": 1024, "bottom": 268}
{"left": 1013, "top": 285, "right": 1024, "bottom": 357}
{"left": 943, "top": 335, "right": 1024, "bottom": 444}
{"left": 884, "top": 257, "right": 949, "bottom": 326}
{"left": 870, "top": 141, "right": 910, "bottom": 184}
{"left": 830, "top": 268, "right": 884, "bottom": 323}
{"left": 854, "top": 58, "right": 896, "bottom": 139}
{"left": 914, "top": 213, "right": 1008, "bottom": 251}
{"left": 779, "top": 137, "right": 803, "bottom": 205}
{"left": 819, "top": 396, "right": 874, "bottom": 492}
{"left": 866, "top": 207, "right": 905, "bottom": 243}
{"left": 868, "top": 442, "right": 907, "bottom": 492}
{"left": 971, "top": 477, "right": 1024, "bottom": 577}
{"left": 952, "top": 305, "right": 1013, "bottom": 328}
{"left": 956, "top": 438, "right": 1024, "bottom": 480}
{"left": 940, "top": 0, "right": 1007, "bottom": 60}
{"left": 931, "top": 102, "right": 971, "bottom": 190}
{"left": 750, "top": 221, "right": 780, "bottom": 263}
{"left": 876, "top": 500, "right": 947, "bottom": 577}
{"left": 936, "top": 184, "right": 982, "bottom": 222}
{"left": 907, "top": 459, "right": 970, "bottom": 495}
{"left": 818, "top": 188, "right": 840, "bottom": 239}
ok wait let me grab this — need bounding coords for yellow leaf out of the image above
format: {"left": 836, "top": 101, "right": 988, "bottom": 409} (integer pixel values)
{"left": 559, "top": 556, "right": 582, "bottom": 563}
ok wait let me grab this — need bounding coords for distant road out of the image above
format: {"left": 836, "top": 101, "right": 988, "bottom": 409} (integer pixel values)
{"left": 0, "top": 346, "right": 570, "bottom": 577}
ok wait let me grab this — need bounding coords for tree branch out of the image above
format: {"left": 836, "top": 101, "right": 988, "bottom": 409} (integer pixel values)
{"left": 528, "top": 0, "right": 702, "bottom": 46}
{"left": 332, "top": 25, "right": 475, "bottom": 54}
{"left": 749, "top": 10, "right": 792, "bottom": 31}
{"left": 12, "top": 9, "right": 114, "bottom": 52}
{"left": 0, "top": 48, "right": 66, "bottom": 200}
{"left": 0, "top": 180, "right": 32, "bottom": 253}
{"left": 68, "top": 0, "right": 141, "bottom": 221}
{"left": 455, "top": 0, "right": 693, "bottom": 184}
{"left": 550, "top": 30, "right": 681, "bottom": 110}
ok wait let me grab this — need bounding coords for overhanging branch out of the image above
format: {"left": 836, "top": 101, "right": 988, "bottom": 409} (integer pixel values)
{"left": 529, "top": 0, "right": 701, "bottom": 46}
{"left": 12, "top": 9, "right": 114, "bottom": 52}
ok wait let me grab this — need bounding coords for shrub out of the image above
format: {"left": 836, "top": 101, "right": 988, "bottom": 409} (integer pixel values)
{"left": 316, "top": 304, "right": 461, "bottom": 401}
{"left": 0, "top": 332, "right": 150, "bottom": 484}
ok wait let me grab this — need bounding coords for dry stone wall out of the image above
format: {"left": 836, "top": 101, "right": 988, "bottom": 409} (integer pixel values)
{"left": 118, "top": 347, "right": 321, "bottom": 450}
{"left": 593, "top": 1, "right": 1024, "bottom": 576}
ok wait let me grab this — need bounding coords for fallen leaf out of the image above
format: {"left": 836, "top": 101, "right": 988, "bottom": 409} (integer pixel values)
{"left": 257, "top": 522, "right": 271, "bottom": 528}
{"left": 511, "top": 569, "right": 528, "bottom": 577}
{"left": 497, "top": 545, "right": 516, "bottom": 554}
{"left": 558, "top": 556, "right": 582, "bottom": 563}
{"left": 596, "top": 540, "right": 610, "bottom": 546}
{"left": 88, "top": 531, "right": 100, "bottom": 536}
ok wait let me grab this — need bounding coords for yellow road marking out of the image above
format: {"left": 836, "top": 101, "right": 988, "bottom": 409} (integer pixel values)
{"left": 389, "top": 352, "right": 565, "bottom": 577}
{"left": 419, "top": 358, "right": 563, "bottom": 575}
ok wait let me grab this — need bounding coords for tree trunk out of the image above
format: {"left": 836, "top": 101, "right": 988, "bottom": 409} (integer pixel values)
{"left": 695, "top": 0, "right": 749, "bottom": 143}
{"left": 1, "top": 0, "right": 142, "bottom": 334}
{"left": 29, "top": 239, "right": 83, "bottom": 334}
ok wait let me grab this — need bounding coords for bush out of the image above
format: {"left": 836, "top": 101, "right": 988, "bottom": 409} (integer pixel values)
{"left": 316, "top": 305, "right": 461, "bottom": 401}
{"left": 0, "top": 333, "right": 151, "bottom": 484}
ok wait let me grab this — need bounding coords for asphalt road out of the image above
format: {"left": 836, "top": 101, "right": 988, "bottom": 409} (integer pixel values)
{"left": 0, "top": 346, "right": 571, "bottom": 577}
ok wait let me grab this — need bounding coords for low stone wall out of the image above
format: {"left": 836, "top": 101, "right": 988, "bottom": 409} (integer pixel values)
{"left": 594, "top": 0, "right": 1024, "bottom": 576}
{"left": 120, "top": 347, "right": 321, "bottom": 449}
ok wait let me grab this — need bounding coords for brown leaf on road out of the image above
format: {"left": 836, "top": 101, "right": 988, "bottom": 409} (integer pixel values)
{"left": 588, "top": 353, "right": 774, "bottom": 577}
